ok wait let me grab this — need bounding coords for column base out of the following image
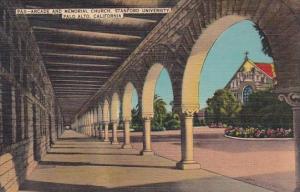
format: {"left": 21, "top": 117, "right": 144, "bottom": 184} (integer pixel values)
{"left": 140, "top": 150, "right": 154, "bottom": 156}
{"left": 176, "top": 160, "right": 200, "bottom": 170}
{"left": 122, "top": 144, "right": 133, "bottom": 149}
{"left": 103, "top": 139, "right": 110, "bottom": 143}
{"left": 111, "top": 141, "right": 120, "bottom": 145}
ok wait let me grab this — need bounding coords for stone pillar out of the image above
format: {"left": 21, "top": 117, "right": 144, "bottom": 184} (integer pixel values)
{"left": 103, "top": 121, "right": 110, "bottom": 142}
{"left": 141, "top": 117, "right": 153, "bottom": 155}
{"left": 176, "top": 112, "right": 200, "bottom": 170}
{"left": 122, "top": 119, "right": 132, "bottom": 149}
{"left": 111, "top": 121, "right": 119, "bottom": 145}
{"left": 94, "top": 124, "right": 97, "bottom": 137}
{"left": 98, "top": 123, "right": 103, "bottom": 139}
{"left": 279, "top": 93, "right": 300, "bottom": 192}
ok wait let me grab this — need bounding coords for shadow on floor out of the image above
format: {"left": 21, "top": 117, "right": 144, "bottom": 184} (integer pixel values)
{"left": 51, "top": 146, "right": 117, "bottom": 149}
{"left": 39, "top": 161, "right": 175, "bottom": 169}
{"left": 56, "top": 138, "right": 99, "bottom": 142}
{"left": 20, "top": 180, "right": 106, "bottom": 192}
{"left": 20, "top": 176, "right": 270, "bottom": 192}
{"left": 47, "top": 152, "right": 139, "bottom": 156}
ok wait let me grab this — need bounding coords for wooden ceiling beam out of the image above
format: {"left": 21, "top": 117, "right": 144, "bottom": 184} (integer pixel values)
{"left": 29, "top": 17, "right": 156, "bottom": 36}
{"left": 33, "top": 27, "right": 141, "bottom": 43}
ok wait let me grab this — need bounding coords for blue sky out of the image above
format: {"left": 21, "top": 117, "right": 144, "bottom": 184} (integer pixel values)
{"left": 132, "top": 20, "right": 273, "bottom": 111}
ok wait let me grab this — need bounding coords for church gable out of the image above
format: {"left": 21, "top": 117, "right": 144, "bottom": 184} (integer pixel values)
{"left": 226, "top": 57, "right": 276, "bottom": 104}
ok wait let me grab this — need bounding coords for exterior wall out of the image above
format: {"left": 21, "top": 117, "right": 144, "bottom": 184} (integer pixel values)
{"left": 0, "top": 1, "right": 64, "bottom": 192}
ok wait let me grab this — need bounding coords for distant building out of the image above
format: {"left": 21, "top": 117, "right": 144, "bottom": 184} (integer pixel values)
{"left": 225, "top": 55, "right": 276, "bottom": 104}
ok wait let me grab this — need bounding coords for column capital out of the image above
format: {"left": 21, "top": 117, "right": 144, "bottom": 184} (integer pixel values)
{"left": 142, "top": 112, "right": 153, "bottom": 120}
{"left": 143, "top": 116, "right": 153, "bottom": 121}
{"left": 278, "top": 92, "right": 300, "bottom": 108}
{"left": 181, "top": 104, "right": 200, "bottom": 117}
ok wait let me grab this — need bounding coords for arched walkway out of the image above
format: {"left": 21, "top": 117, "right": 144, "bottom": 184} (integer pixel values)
{"left": 122, "top": 82, "right": 137, "bottom": 149}
{"left": 111, "top": 93, "right": 121, "bottom": 145}
{"left": 74, "top": 0, "right": 300, "bottom": 190}
{"left": 141, "top": 63, "right": 165, "bottom": 155}
{"left": 102, "top": 99, "right": 110, "bottom": 142}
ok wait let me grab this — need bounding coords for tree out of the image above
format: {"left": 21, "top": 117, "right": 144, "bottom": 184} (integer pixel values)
{"left": 131, "top": 104, "right": 143, "bottom": 131}
{"left": 152, "top": 94, "right": 167, "bottom": 131}
{"left": 254, "top": 25, "right": 272, "bottom": 57}
{"left": 206, "top": 89, "right": 242, "bottom": 126}
{"left": 164, "top": 112, "right": 180, "bottom": 130}
{"left": 130, "top": 95, "right": 181, "bottom": 131}
{"left": 240, "top": 90, "right": 292, "bottom": 129}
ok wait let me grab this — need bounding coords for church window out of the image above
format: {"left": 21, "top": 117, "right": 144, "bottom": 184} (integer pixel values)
{"left": 242, "top": 85, "right": 253, "bottom": 104}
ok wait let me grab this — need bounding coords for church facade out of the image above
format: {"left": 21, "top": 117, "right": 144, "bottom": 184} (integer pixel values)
{"left": 225, "top": 57, "right": 276, "bottom": 104}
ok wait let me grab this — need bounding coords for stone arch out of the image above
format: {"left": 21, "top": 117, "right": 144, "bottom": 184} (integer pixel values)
{"left": 179, "top": 1, "right": 300, "bottom": 113}
{"left": 111, "top": 92, "right": 121, "bottom": 122}
{"left": 122, "top": 82, "right": 137, "bottom": 121}
{"left": 182, "top": 15, "right": 248, "bottom": 112}
{"left": 102, "top": 99, "right": 110, "bottom": 123}
{"left": 132, "top": 44, "right": 183, "bottom": 114}
{"left": 142, "top": 63, "right": 164, "bottom": 118}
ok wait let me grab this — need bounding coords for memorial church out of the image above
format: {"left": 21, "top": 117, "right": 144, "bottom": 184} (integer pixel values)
{"left": 225, "top": 53, "right": 276, "bottom": 104}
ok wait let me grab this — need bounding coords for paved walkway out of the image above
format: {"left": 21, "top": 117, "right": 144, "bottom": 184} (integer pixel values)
{"left": 130, "top": 128, "right": 295, "bottom": 192}
{"left": 20, "top": 130, "right": 271, "bottom": 192}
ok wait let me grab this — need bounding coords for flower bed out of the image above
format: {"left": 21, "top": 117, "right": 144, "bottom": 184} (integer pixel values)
{"left": 225, "top": 127, "right": 293, "bottom": 138}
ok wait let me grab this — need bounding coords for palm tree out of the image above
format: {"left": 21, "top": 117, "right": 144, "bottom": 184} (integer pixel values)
{"left": 153, "top": 94, "right": 167, "bottom": 130}
{"left": 164, "top": 112, "right": 180, "bottom": 130}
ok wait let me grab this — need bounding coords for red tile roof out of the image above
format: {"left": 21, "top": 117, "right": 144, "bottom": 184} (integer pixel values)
{"left": 254, "top": 63, "right": 276, "bottom": 79}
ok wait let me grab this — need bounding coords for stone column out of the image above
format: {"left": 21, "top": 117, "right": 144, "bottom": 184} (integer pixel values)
{"left": 279, "top": 93, "right": 300, "bottom": 192}
{"left": 176, "top": 112, "right": 200, "bottom": 170}
{"left": 94, "top": 124, "right": 97, "bottom": 137}
{"left": 94, "top": 124, "right": 98, "bottom": 137}
{"left": 111, "top": 121, "right": 119, "bottom": 145}
{"left": 98, "top": 122, "right": 103, "bottom": 139}
{"left": 103, "top": 121, "right": 110, "bottom": 142}
{"left": 141, "top": 117, "right": 153, "bottom": 155}
{"left": 122, "top": 119, "right": 132, "bottom": 149}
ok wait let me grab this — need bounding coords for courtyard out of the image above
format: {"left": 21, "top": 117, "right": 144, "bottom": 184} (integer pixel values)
{"left": 129, "top": 128, "right": 295, "bottom": 192}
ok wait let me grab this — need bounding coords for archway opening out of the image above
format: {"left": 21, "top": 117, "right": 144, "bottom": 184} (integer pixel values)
{"left": 111, "top": 93, "right": 120, "bottom": 122}
{"left": 153, "top": 68, "right": 177, "bottom": 131}
{"left": 179, "top": 15, "right": 293, "bottom": 189}
{"left": 142, "top": 64, "right": 176, "bottom": 131}
{"left": 122, "top": 82, "right": 140, "bottom": 131}
{"left": 103, "top": 99, "right": 110, "bottom": 123}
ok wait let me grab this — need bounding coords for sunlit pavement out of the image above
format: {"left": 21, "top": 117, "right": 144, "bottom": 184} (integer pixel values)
{"left": 131, "top": 127, "right": 295, "bottom": 192}
{"left": 20, "top": 130, "right": 271, "bottom": 192}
